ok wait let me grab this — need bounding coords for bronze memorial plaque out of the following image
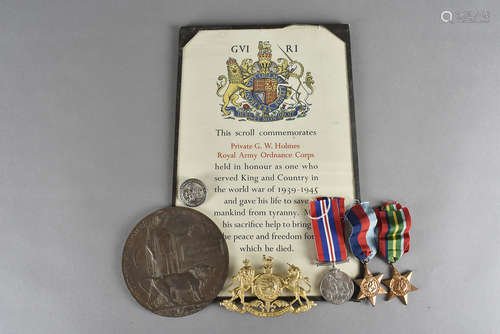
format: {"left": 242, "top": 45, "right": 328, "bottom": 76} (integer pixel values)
{"left": 122, "top": 207, "right": 229, "bottom": 317}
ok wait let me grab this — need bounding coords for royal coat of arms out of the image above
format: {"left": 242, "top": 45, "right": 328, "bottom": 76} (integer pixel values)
{"left": 220, "top": 256, "right": 316, "bottom": 317}
{"left": 216, "top": 41, "right": 314, "bottom": 122}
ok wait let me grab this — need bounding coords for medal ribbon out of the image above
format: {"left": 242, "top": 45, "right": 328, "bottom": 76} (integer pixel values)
{"left": 345, "top": 202, "right": 378, "bottom": 262}
{"left": 309, "top": 197, "right": 348, "bottom": 263}
{"left": 376, "top": 201, "right": 411, "bottom": 263}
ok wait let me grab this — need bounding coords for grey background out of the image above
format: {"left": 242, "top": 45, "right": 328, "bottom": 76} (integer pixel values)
{"left": 1, "top": 0, "right": 499, "bottom": 333}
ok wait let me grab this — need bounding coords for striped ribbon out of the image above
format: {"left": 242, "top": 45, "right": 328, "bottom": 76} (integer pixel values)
{"left": 376, "top": 201, "right": 411, "bottom": 263}
{"left": 309, "top": 197, "right": 348, "bottom": 263}
{"left": 345, "top": 202, "right": 378, "bottom": 262}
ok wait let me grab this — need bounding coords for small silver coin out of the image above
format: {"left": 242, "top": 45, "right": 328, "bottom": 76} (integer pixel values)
{"left": 179, "top": 178, "right": 207, "bottom": 207}
{"left": 320, "top": 268, "right": 354, "bottom": 305}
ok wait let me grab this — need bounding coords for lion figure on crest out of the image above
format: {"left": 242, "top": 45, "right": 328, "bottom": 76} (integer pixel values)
{"left": 216, "top": 57, "right": 253, "bottom": 115}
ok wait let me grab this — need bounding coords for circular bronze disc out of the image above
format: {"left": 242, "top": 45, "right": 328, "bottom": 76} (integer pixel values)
{"left": 122, "top": 207, "right": 229, "bottom": 317}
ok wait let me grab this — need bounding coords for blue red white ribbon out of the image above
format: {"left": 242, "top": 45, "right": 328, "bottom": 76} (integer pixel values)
{"left": 309, "top": 197, "right": 348, "bottom": 263}
{"left": 376, "top": 201, "right": 411, "bottom": 263}
{"left": 345, "top": 202, "right": 378, "bottom": 262}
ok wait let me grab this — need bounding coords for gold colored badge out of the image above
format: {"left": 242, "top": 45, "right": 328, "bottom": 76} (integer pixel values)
{"left": 220, "top": 256, "right": 316, "bottom": 317}
{"left": 382, "top": 263, "right": 418, "bottom": 305}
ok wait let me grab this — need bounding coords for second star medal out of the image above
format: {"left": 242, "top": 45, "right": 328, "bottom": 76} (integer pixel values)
{"left": 346, "top": 202, "right": 386, "bottom": 306}
{"left": 309, "top": 197, "right": 354, "bottom": 305}
{"left": 376, "top": 202, "right": 418, "bottom": 305}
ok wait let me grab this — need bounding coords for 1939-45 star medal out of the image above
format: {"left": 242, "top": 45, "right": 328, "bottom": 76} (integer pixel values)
{"left": 346, "top": 202, "right": 385, "bottom": 306}
{"left": 354, "top": 264, "right": 386, "bottom": 306}
{"left": 346, "top": 202, "right": 387, "bottom": 306}
{"left": 309, "top": 197, "right": 354, "bottom": 305}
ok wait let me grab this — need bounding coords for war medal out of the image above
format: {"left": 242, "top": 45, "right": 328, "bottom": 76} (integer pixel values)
{"left": 376, "top": 202, "right": 418, "bottom": 305}
{"left": 309, "top": 197, "right": 354, "bottom": 305}
{"left": 346, "top": 202, "right": 386, "bottom": 306}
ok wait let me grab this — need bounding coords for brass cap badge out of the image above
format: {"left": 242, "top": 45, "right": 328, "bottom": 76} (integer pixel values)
{"left": 220, "top": 256, "right": 316, "bottom": 317}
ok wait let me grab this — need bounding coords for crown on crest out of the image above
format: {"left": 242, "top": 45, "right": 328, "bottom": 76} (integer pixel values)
{"left": 258, "top": 41, "right": 272, "bottom": 60}
{"left": 226, "top": 57, "right": 237, "bottom": 65}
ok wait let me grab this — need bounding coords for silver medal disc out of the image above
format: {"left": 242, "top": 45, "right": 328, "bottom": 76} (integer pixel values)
{"left": 320, "top": 268, "right": 354, "bottom": 305}
{"left": 179, "top": 178, "right": 207, "bottom": 207}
